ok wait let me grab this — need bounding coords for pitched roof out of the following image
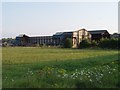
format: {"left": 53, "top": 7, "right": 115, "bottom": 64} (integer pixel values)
{"left": 53, "top": 29, "right": 87, "bottom": 36}
{"left": 53, "top": 32, "right": 64, "bottom": 36}
{"left": 53, "top": 31, "right": 73, "bottom": 36}
{"left": 88, "top": 30, "right": 108, "bottom": 34}
{"left": 16, "top": 34, "right": 29, "bottom": 37}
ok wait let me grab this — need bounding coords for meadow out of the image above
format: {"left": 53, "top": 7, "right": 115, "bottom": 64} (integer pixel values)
{"left": 2, "top": 47, "right": 119, "bottom": 88}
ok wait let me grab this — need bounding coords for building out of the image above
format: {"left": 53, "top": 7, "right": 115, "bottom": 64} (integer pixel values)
{"left": 110, "top": 33, "right": 120, "bottom": 38}
{"left": 15, "top": 34, "right": 54, "bottom": 46}
{"left": 15, "top": 34, "right": 29, "bottom": 46}
{"left": 15, "top": 29, "right": 91, "bottom": 48}
{"left": 72, "top": 29, "right": 91, "bottom": 48}
{"left": 53, "top": 31, "right": 73, "bottom": 46}
{"left": 52, "top": 29, "right": 91, "bottom": 48}
{"left": 88, "top": 30, "right": 110, "bottom": 41}
{"left": 15, "top": 29, "right": 109, "bottom": 48}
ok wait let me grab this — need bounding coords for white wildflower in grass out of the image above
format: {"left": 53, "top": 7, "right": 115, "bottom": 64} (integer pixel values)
{"left": 70, "top": 74, "right": 75, "bottom": 78}
{"left": 63, "top": 74, "right": 68, "bottom": 78}
{"left": 73, "top": 73, "right": 76, "bottom": 76}
{"left": 75, "top": 75, "right": 78, "bottom": 78}
{"left": 80, "top": 71, "right": 84, "bottom": 75}
{"left": 76, "top": 72, "right": 80, "bottom": 75}
{"left": 88, "top": 71, "right": 91, "bottom": 74}
{"left": 106, "top": 65, "right": 110, "bottom": 69}
{"left": 73, "top": 77, "right": 75, "bottom": 79}
{"left": 11, "top": 79, "right": 14, "bottom": 82}
{"left": 57, "top": 75, "right": 61, "bottom": 77}
{"left": 113, "top": 69, "right": 116, "bottom": 71}
{"left": 96, "top": 78, "right": 99, "bottom": 81}
{"left": 30, "top": 71, "right": 33, "bottom": 74}
{"left": 89, "top": 79, "right": 92, "bottom": 82}
{"left": 101, "top": 74, "right": 103, "bottom": 76}
{"left": 88, "top": 75, "right": 90, "bottom": 78}
{"left": 70, "top": 75, "right": 73, "bottom": 78}
{"left": 26, "top": 68, "right": 34, "bottom": 75}
{"left": 94, "top": 67, "right": 97, "bottom": 70}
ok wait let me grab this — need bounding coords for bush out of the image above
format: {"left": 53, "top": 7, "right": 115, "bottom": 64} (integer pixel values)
{"left": 91, "top": 40, "right": 98, "bottom": 47}
{"left": 78, "top": 38, "right": 119, "bottom": 49}
{"left": 99, "top": 38, "right": 118, "bottom": 49}
{"left": 78, "top": 39, "right": 91, "bottom": 49}
{"left": 63, "top": 38, "right": 72, "bottom": 48}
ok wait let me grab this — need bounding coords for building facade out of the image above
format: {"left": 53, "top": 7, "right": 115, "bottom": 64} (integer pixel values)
{"left": 72, "top": 29, "right": 91, "bottom": 48}
{"left": 15, "top": 29, "right": 109, "bottom": 48}
{"left": 88, "top": 30, "right": 110, "bottom": 41}
{"left": 15, "top": 35, "right": 54, "bottom": 46}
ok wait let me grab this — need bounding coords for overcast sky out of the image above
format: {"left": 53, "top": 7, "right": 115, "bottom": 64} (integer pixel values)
{"left": 2, "top": 1, "right": 118, "bottom": 38}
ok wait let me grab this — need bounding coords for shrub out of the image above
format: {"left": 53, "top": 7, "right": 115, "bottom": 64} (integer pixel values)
{"left": 91, "top": 40, "right": 98, "bottom": 47}
{"left": 78, "top": 39, "right": 91, "bottom": 49}
{"left": 99, "top": 38, "right": 118, "bottom": 49}
{"left": 63, "top": 38, "right": 72, "bottom": 48}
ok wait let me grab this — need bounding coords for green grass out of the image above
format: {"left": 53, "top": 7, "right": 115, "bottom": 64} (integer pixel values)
{"left": 2, "top": 47, "right": 119, "bottom": 88}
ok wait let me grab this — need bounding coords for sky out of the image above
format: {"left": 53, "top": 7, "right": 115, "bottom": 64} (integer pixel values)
{"left": 1, "top": 1, "right": 119, "bottom": 38}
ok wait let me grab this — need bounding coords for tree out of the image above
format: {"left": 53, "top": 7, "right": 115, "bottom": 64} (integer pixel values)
{"left": 91, "top": 40, "right": 98, "bottom": 47}
{"left": 78, "top": 39, "right": 91, "bottom": 49}
{"left": 98, "top": 38, "right": 118, "bottom": 49}
{"left": 2, "top": 38, "right": 15, "bottom": 46}
{"left": 63, "top": 38, "right": 72, "bottom": 48}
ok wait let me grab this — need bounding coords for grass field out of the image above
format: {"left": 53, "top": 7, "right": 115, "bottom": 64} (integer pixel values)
{"left": 2, "top": 47, "right": 119, "bottom": 88}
